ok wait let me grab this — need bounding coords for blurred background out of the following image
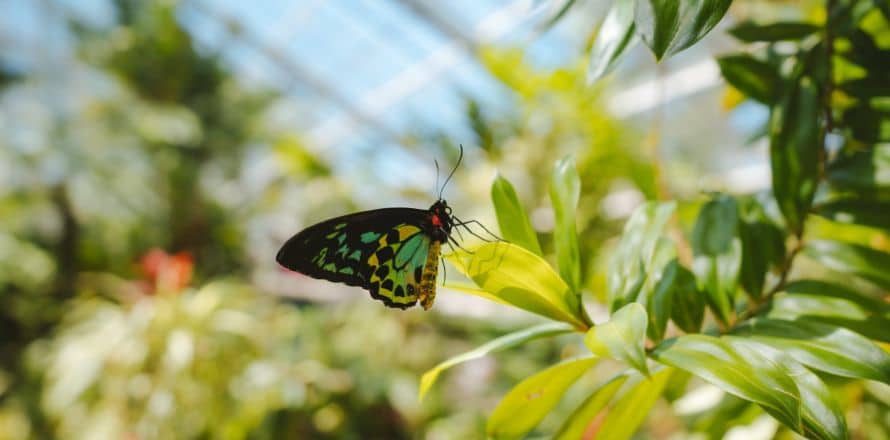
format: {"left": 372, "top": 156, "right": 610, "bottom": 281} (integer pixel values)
{"left": 2, "top": 0, "right": 867, "bottom": 439}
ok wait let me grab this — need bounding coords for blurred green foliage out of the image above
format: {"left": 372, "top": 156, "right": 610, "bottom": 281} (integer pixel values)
{"left": 2, "top": 0, "right": 890, "bottom": 439}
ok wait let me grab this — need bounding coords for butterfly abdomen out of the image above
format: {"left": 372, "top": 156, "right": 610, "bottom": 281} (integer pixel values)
{"left": 418, "top": 240, "right": 441, "bottom": 310}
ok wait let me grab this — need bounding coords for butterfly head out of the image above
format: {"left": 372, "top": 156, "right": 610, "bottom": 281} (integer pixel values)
{"left": 427, "top": 199, "right": 453, "bottom": 242}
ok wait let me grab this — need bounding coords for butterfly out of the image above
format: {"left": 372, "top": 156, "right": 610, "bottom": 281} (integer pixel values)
{"left": 276, "top": 147, "right": 491, "bottom": 310}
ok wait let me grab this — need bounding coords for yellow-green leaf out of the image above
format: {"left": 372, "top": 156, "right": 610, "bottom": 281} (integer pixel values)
{"left": 585, "top": 303, "right": 649, "bottom": 376}
{"left": 554, "top": 375, "right": 629, "bottom": 440}
{"left": 418, "top": 322, "right": 574, "bottom": 401}
{"left": 486, "top": 357, "right": 599, "bottom": 440}
{"left": 446, "top": 243, "right": 591, "bottom": 329}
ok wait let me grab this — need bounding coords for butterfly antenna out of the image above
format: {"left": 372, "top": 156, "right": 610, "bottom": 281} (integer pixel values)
{"left": 438, "top": 144, "right": 463, "bottom": 200}
{"left": 434, "top": 159, "right": 441, "bottom": 196}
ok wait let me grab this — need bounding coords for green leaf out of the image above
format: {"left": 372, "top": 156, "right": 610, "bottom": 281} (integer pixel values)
{"left": 728, "top": 21, "right": 820, "bottom": 42}
{"left": 589, "top": 368, "right": 674, "bottom": 440}
{"left": 738, "top": 197, "right": 785, "bottom": 299}
{"left": 785, "top": 279, "right": 890, "bottom": 315}
{"left": 608, "top": 201, "right": 677, "bottom": 310}
{"left": 738, "top": 222, "right": 784, "bottom": 300}
{"left": 419, "top": 322, "right": 574, "bottom": 401}
{"left": 648, "top": 258, "right": 678, "bottom": 341}
{"left": 550, "top": 156, "right": 582, "bottom": 293}
{"left": 491, "top": 174, "right": 543, "bottom": 256}
{"left": 767, "top": 294, "right": 890, "bottom": 344}
{"left": 717, "top": 54, "right": 781, "bottom": 104}
{"left": 588, "top": 0, "right": 637, "bottom": 83}
{"left": 670, "top": 264, "right": 705, "bottom": 333}
{"left": 584, "top": 303, "right": 650, "bottom": 376}
{"left": 838, "top": 76, "right": 890, "bottom": 99}
{"left": 815, "top": 198, "right": 890, "bottom": 231}
{"left": 727, "top": 339, "right": 849, "bottom": 440}
{"left": 651, "top": 334, "right": 802, "bottom": 431}
{"left": 730, "top": 318, "right": 890, "bottom": 384}
{"left": 828, "top": 145, "right": 890, "bottom": 191}
{"left": 843, "top": 106, "right": 890, "bottom": 143}
{"left": 804, "top": 239, "right": 890, "bottom": 290}
{"left": 554, "top": 375, "right": 629, "bottom": 440}
{"left": 635, "top": 0, "right": 680, "bottom": 60}
{"left": 446, "top": 242, "right": 591, "bottom": 329}
{"left": 770, "top": 76, "right": 821, "bottom": 234}
{"left": 691, "top": 195, "right": 741, "bottom": 325}
{"left": 635, "top": 0, "right": 732, "bottom": 60}
{"left": 486, "top": 357, "right": 599, "bottom": 440}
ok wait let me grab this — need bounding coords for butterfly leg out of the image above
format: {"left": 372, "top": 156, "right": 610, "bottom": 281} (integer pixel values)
{"left": 452, "top": 216, "right": 504, "bottom": 242}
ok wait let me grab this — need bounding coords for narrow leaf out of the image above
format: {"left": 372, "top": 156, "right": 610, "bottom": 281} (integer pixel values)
{"left": 588, "top": 0, "right": 637, "bottom": 83}
{"left": 691, "top": 195, "right": 741, "bottom": 325}
{"left": 805, "top": 239, "right": 890, "bottom": 290}
{"left": 815, "top": 198, "right": 890, "bottom": 231}
{"left": 843, "top": 106, "right": 890, "bottom": 143}
{"left": 670, "top": 264, "right": 705, "bottom": 333}
{"left": 828, "top": 145, "right": 890, "bottom": 191}
{"left": 635, "top": 0, "right": 680, "bottom": 60}
{"left": 717, "top": 54, "right": 781, "bottom": 104}
{"left": 730, "top": 318, "right": 890, "bottom": 383}
{"left": 585, "top": 303, "right": 649, "bottom": 376}
{"left": 648, "top": 258, "right": 678, "bottom": 341}
{"left": 554, "top": 375, "right": 629, "bottom": 440}
{"left": 419, "top": 322, "right": 574, "bottom": 400}
{"left": 770, "top": 77, "right": 821, "bottom": 234}
{"left": 550, "top": 156, "right": 582, "bottom": 293}
{"left": 446, "top": 243, "right": 590, "bottom": 329}
{"left": 486, "top": 357, "right": 599, "bottom": 440}
{"left": 767, "top": 293, "right": 890, "bottom": 344}
{"left": 636, "top": 0, "right": 732, "bottom": 60}
{"left": 491, "top": 174, "right": 543, "bottom": 255}
{"left": 728, "top": 339, "right": 849, "bottom": 440}
{"left": 651, "top": 335, "right": 802, "bottom": 431}
{"left": 590, "top": 368, "right": 674, "bottom": 440}
{"left": 728, "top": 21, "right": 820, "bottom": 42}
{"left": 608, "top": 201, "right": 677, "bottom": 310}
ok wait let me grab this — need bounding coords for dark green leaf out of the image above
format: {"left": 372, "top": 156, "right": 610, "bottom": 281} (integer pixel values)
{"left": 816, "top": 198, "right": 890, "bottom": 230}
{"left": 717, "top": 54, "right": 782, "bottom": 104}
{"left": 838, "top": 76, "right": 890, "bottom": 99}
{"left": 692, "top": 195, "right": 741, "bottom": 325}
{"left": 419, "top": 322, "right": 575, "bottom": 400}
{"left": 486, "top": 357, "right": 599, "bottom": 440}
{"left": 608, "top": 201, "right": 677, "bottom": 310}
{"left": 728, "top": 339, "right": 849, "bottom": 440}
{"left": 785, "top": 279, "right": 890, "bottom": 314}
{"left": 828, "top": 145, "right": 890, "bottom": 191}
{"left": 728, "top": 21, "right": 820, "bottom": 42}
{"left": 554, "top": 375, "right": 628, "bottom": 440}
{"left": 551, "top": 156, "right": 582, "bottom": 293}
{"left": 737, "top": 197, "right": 785, "bottom": 299}
{"left": 585, "top": 303, "right": 650, "bottom": 376}
{"left": 805, "top": 239, "right": 890, "bottom": 290}
{"left": 730, "top": 318, "right": 890, "bottom": 384}
{"left": 648, "top": 258, "right": 678, "bottom": 341}
{"left": 635, "top": 0, "right": 732, "bottom": 60}
{"left": 770, "top": 77, "right": 821, "bottom": 234}
{"left": 491, "top": 174, "right": 543, "bottom": 256}
{"left": 767, "top": 294, "right": 890, "bottom": 344}
{"left": 843, "top": 106, "right": 890, "bottom": 143}
{"left": 670, "top": 264, "right": 705, "bottom": 333}
{"left": 588, "top": 368, "right": 674, "bottom": 440}
{"left": 588, "top": 0, "right": 638, "bottom": 83}
{"left": 635, "top": 0, "right": 680, "bottom": 60}
{"left": 537, "top": 0, "right": 580, "bottom": 33}
{"left": 651, "top": 335, "right": 802, "bottom": 431}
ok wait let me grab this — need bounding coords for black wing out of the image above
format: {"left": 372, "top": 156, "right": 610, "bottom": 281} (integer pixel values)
{"left": 276, "top": 208, "right": 431, "bottom": 308}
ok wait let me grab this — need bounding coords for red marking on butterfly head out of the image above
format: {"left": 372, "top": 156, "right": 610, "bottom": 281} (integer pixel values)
{"left": 431, "top": 214, "right": 442, "bottom": 227}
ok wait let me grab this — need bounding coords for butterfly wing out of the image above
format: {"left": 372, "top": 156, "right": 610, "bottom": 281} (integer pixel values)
{"left": 276, "top": 208, "right": 433, "bottom": 309}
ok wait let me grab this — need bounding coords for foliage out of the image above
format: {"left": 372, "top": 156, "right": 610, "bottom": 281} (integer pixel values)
{"left": 422, "top": 0, "right": 890, "bottom": 438}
